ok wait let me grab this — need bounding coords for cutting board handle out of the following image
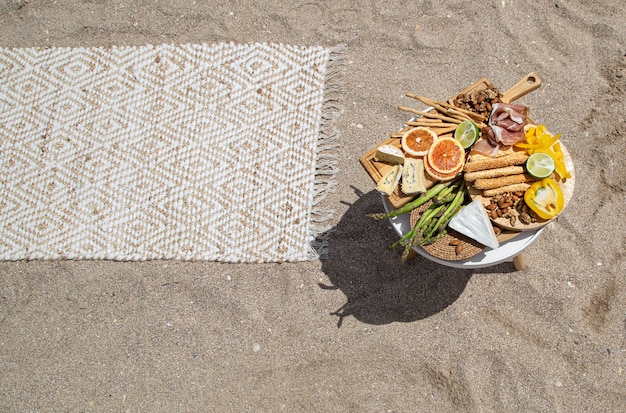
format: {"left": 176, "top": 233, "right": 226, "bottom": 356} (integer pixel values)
{"left": 501, "top": 72, "right": 542, "bottom": 103}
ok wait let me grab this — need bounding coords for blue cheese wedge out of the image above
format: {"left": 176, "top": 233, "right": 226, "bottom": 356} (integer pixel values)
{"left": 376, "top": 164, "right": 403, "bottom": 196}
{"left": 448, "top": 200, "right": 500, "bottom": 250}
{"left": 374, "top": 145, "right": 405, "bottom": 165}
{"left": 401, "top": 157, "right": 427, "bottom": 195}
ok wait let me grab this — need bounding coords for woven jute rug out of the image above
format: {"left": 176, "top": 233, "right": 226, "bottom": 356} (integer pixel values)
{"left": 0, "top": 43, "right": 344, "bottom": 262}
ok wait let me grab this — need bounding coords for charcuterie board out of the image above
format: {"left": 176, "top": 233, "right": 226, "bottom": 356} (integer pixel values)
{"left": 360, "top": 72, "right": 577, "bottom": 262}
{"left": 360, "top": 73, "right": 542, "bottom": 210}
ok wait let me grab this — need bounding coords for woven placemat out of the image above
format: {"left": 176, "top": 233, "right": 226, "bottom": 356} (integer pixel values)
{"left": 409, "top": 202, "right": 485, "bottom": 261}
{"left": 0, "top": 43, "right": 345, "bottom": 262}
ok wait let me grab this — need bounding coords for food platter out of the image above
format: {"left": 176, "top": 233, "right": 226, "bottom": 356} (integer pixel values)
{"left": 466, "top": 143, "right": 576, "bottom": 231}
{"left": 360, "top": 72, "right": 575, "bottom": 263}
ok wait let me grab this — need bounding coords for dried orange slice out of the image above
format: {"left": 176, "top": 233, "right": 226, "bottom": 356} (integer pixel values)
{"left": 424, "top": 154, "right": 463, "bottom": 181}
{"left": 401, "top": 127, "right": 438, "bottom": 157}
{"left": 426, "top": 137, "right": 466, "bottom": 174}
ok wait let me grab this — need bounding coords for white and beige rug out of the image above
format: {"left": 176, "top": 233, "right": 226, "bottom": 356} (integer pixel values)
{"left": 0, "top": 43, "right": 344, "bottom": 262}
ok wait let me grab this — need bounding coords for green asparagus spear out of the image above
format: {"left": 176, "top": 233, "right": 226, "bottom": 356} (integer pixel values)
{"left": 366, "top": 179, "right": 457, "bottom": 220}
{"left": 421, "top": 230, "right": 448, "bottom": 245}
{"left": 388, "top": 202, "right": 441, "bottom": 251}
{"left": 433, "top": 182, "right": 459, "bottom": 205}
{"left": 387, "top": 225, "right": 416, "bottom": 250}
{"left": 415, "top": 203, "right": 446, "bottom": 231}
{"left": 433, "top": 191, "right": 456, "bottom": 205}
{"left": 421, "top": 182, "right": 467, "bottom": 244}
{"left": 435, "top": 204, "right": 464, "bottom": 233}
{"left": 402, "top": 225, "right": 422, "bottom": 262}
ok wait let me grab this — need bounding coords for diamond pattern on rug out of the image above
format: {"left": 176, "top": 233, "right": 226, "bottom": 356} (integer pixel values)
{"left": 0, "top": 43, "right": 343, "bottom": 262}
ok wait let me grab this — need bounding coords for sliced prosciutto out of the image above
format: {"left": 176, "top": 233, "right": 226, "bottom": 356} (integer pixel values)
{"left": 472, "top": 103, "right": 530, "bottom": 156}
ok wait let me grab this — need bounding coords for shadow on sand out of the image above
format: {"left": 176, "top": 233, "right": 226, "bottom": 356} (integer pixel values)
{"left": 319, "top": 187, "right": 515, "bottom": 327}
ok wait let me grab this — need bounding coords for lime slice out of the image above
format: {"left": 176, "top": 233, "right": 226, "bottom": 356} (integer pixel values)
{"left": 454, "top": 120, "right": 479, "bottom": 149}
{"left": 526, "top": 152, "right": 556, "bottom": 179}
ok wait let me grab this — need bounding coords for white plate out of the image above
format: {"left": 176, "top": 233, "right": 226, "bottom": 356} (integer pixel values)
{"left": 382, "top": 195, "right": 545, "bottom": 269}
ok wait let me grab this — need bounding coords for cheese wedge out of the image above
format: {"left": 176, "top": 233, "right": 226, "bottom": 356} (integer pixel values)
{"left": 376, "top": 164, "right": 403, "bottom": 196}
{"left": 448, "top": 200, "right": 500, "bottom": 250}
{"left": 401, "top": 157, "right": 427, "bottom": 195}
{"left": 374, "top": 145, "right": 405, "bottom": 165}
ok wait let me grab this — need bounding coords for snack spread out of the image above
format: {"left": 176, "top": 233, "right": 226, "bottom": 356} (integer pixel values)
{"left": 362, "top": 74, "right": 575, "bottom": 262}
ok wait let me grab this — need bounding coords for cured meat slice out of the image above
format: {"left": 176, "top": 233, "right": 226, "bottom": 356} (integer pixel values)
{"left": 488, "top": 102, "right": 529, "bottom": 146}
{"left": 472, "top": 103, "right": 529, "bottom": 156}
{"left": 471, "top": 130, "right": 499, "bottom": 156}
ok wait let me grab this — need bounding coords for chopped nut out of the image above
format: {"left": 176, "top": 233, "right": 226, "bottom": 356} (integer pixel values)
{"left": 452, "top": 86, "right": 502, "bottom": 117}
{"left": 519, "top": 212, "right": 532, "bottom": 225}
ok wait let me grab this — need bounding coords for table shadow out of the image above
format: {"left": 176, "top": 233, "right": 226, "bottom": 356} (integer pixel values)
{"left": 319, "top": 187, "right": 485, "bottom": 327}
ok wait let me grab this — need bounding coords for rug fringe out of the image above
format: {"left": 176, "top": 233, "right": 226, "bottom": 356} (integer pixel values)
{"left": 305, "top": 44, "right": 346, "bottom": 261}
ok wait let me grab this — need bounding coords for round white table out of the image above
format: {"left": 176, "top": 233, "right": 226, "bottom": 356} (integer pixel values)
{"left": 382, "top": 196, "right": 545, "bottom": 269}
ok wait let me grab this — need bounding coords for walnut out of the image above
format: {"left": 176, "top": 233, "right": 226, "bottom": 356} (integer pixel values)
{"left": 519, "top": 212, "right": 533, "bottom": 225}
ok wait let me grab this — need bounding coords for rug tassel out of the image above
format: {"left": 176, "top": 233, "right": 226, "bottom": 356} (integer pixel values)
{"left": 306, "top": 44, "right": 346, "bottom": 261}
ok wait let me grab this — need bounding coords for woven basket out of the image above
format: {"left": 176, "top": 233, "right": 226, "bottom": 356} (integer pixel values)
{"left": 408, "top": 202, "right": 485, "bottom": 261}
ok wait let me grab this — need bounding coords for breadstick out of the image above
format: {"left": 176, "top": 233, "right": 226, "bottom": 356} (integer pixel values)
{"left": 483, "top": 183, "right": 531, "bottom": 197}
{"left": 473, "top": 174, "right": 534, "bottom": 190}
{"left": 397, "top": 106, "right": 462, "bottom": 124}
{"left": 463, "top": 153, "right": 529, "bottom": 172}
{"left": 407, "top": 120, "right": 453, "bottom": 128}
{"left": 469, "top": 148, "right": 521, "bottom": 160}
{"left": 428, "top": 125, "right": 457, "bottom": 135}
{"left": 464, "top": 166, "right": 525, "bottom": 182}
{"left": 406, "top": 93, "right": 487, "bottom": 121}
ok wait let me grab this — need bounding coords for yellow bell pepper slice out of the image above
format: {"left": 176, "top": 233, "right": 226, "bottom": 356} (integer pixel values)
{"left": 524, "top": 178, "right": 564, "bottom": 220}
{"left": 515, "top": 124, "right": 570, "bottom": 180}
{"left": 537, "top": 143, "right": 571, "bottom": 180}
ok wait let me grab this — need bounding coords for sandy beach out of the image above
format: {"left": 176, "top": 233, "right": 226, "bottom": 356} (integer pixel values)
{"left": 1, "top": 1, "right": 625, "bottom": 411}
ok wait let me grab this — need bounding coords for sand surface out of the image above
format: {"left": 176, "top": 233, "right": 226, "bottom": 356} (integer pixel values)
{"left": 1, "top": 1, "right": 625, "bottom": 411}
